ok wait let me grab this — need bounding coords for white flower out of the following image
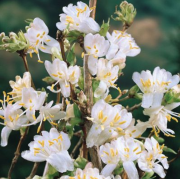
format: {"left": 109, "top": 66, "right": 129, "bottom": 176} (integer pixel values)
{"left": 64, "top": 102, "right": 75, "bottom": 120}
{"left": 0, "top": 101, "right": 28, "bottom": 146}
{"left": 25, "top": 18, "right": 60, "bottom": 63}
{"left": 94, "top": 58, "right": 119, "bottom": 98}
{"left": 21, "top": 128, "right": 74, "bottom": 173}
{"left": 56, "top": 1, "right": 100, "bottom": 34}
{"left": 23, "top": 101, "right": 66, "bottom": 133}
{"left": 86, "top": 100, "right": 133, "bottom": 148}
{"left": 100, "top": 137, "right": 141, "bottom": 179}
{"left": 60, "top": 167, "right": 113, "bottom": 179}
{"left": 132, "top": 67, "right": 179, "bottom": 108}
{"left": 138, "top": 137, "right": 169, "bottom": 178}
{"left": 18, "top": 87, "right": 46, "bottom": 121}
{"left": 45, "top": 59, "right": 80, "bottom": 98}
{"left": 9, "top": 72, "right": 31, "bottom": 101}
{"left": 106, "top": 30, "right": 140, "bottom": 60}
{"left": 84, "top": 33, "right": 109, "bottom": 75}
{"left": 143, "top": 102, "right": 180, "bottom": 137}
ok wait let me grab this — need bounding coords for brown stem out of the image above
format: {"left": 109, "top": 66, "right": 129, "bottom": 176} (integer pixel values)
{"left": 26, "top": 162, "right": 40, "bottom": 179}
{"left": 8, "top": 127, "right": 29, "bottom": 179}
{"left": 128, "top": 103, "right": 142, "bottom": 112}
{"left": 89, "top": 0, "right": 97, "bottom": 19}
{"left": 18, "top": 50, "right": 36, "bottom": 89}
{"left": 56, "top": 84, "right": 61, "bottom": 104}
{"left": 56, "top": 30, "right": 69, "bottom": 66}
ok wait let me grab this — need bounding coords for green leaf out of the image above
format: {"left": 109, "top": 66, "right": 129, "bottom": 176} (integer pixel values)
{"left": 92, "top": 79, "right": 100, "bottom": 92}
{"left": 73, "top": 104, "right": 81, "bottom": 118}
{"left": 70, "top": 117, "right": 83, "bottom": 126}
{"left": 113, "top": 162, "right": 123, "bottom": 175}
{"left": 74, "top": 157, "right": 88, "bottom": 169}
{"left": 163, "top": 146, "right": 177, "bottom": 154}
{"left": 42, "top": 76, "right": 56, "bottom": 85}
{"left": 78, "top": 67, "right": 84, "bottom": 90}
{"left": 20, "top": 126, "right": 29, "bottom": 136}
{"left": 66, "top": 30, "right": 83, "bottom": 44}
{"left": 129, "top": 85, "right": 139, "bottom": 97}
{"left": 99, "top": 19, "right": 110, "bottom": 36}
{"left": 67, "top": 43, "right": 76, "bottom": 65}
{"left": 142, "top": 171, "right": 154, "bottom": 179}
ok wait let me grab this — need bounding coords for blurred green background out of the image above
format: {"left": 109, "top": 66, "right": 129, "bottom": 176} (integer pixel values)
{"left": 0, "top": 0, "right": 180, "bottom": 178}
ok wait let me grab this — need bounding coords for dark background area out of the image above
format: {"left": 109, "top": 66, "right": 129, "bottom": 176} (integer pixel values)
{"left": 0, "top": 0, "right": 180, "bottom": 178}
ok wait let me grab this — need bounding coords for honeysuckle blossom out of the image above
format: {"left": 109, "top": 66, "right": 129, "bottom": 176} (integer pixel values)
{"left": 143, "top": 102, "right": 180, "bottom": 137}
{"left": 86, "top": 100, "right": 133, "bottom": 148}
{"left": 0, "top": 101, "right": 28, "bottom": 146}
{"left": 9, "top": 72, "right": 31, "bottom": 101}
{"left": 106, "top": 30, "right": 140, "bottom": 61}
{"left": 84, "top": 33, "right": 109, "bottom": 75}
{"left": 94, "top": 58, "right": 119, "bottom": 98}
{"left": 25, "top": 18, "right": 59, "bottom": 63}
{"left": 56, "top": 1, "right": 100, "bottom": 34}
{"left": 18, "top": 87, "right": 46, "bottom": 121}
{"left": 45, "top": 59, "right": 80, "bottom": 97}
{"left": 133, "top": 67, "right": 180, "bottom": 108}
{"left": 138, "top": 137, "right": 169, "bottom": 178}
{"left": 100, "top": 137, "right": 141, "bottom": 179}
{"left": 23, "top": 101, "right": 66, "bottom": 133}
{"left": 21, "top": 128, "right": 74, "bottom": 173}
{"left": 60, "top": 167, "right": 117, "bottom": 179}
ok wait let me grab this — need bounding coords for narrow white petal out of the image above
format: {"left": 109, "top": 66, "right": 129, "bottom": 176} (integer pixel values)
{"left": 123, "top": 161, "right": 139, "bottom": 179}
{"left": 101, "top": 164, "right": 117, "bottom": 177}
{"left": 1, "top": 126, "right": 12, "bottom": 147}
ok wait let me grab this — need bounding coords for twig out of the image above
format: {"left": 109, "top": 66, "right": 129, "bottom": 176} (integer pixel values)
{"left": 56, "top": 84, "right": 61, "bottom": 104}
{"left": 18, "top": 50, "right": 36, "bottom": 89}
{"left": 119, "top": 95, "right": 130, "bottom": 102}
{"left": 89, "top": 0, "right": 97, "bottom": 19}
{"left": 26, "top": 162, "right": 40, "bottom": 179}
{"left": 71, "top": 137, "right": 83, "bottom": 158}
{"left": 56, "top": 30, "right": 69, "bottom": 65}
{"left": 128, "top": 103, "right": 142, "bottom": 112}
{"left": 8, "top": 127, "right": 29, "bottom": 179}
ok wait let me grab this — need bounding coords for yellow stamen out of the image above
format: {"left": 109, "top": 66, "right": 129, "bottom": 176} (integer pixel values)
{"left": 37, "top": 60, "right": 44, "bottom": 63}
{"left": 133, "top": 147, "right": 139, "bottom": 152}
{"left": 98, "top": 110, "right": 103, "bottom": 119}
{"left": 36, "top": 33, "right": 40, "bottom": 37}
{"left": 38, "top": 140, "right": 44, "bottom": 147}
{"left": 81, "top": 52, "right": 84, "bottom": 58}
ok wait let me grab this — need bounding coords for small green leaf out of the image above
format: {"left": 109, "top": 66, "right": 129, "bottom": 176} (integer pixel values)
{"left": 70, "top": 117, "right": 83, "bottom": 126}
{"left": 73, "top": 104, "right": 81, "bottom": 118}
{"left": 42, "top": 76, "right": 56, "bottom": 85}
{"left": 163, "top": 146, "right": 177, "bottom": 154}
{"left": 66, "top": 30, "right": 83, "bottom": 44}
{"left": 142, "top": 171, "right": 154, "bottom": 179}
{"left": 78, "top": 67, "right": 84, "bottom": 90}
{"left": 20, "top": 126, "right": 29, "bottom": 136}
{"left": 67, "top": 43, "right": 76, "bottom": 65}
{"left": 74, "top": 157, "right": 88, "bottom": 169}
{"left": 113, "top": 162, "right": 123, "bottom": 175}
{"left": 99, "top": 19, "right": 110, "bottom": 36}
{"left": 129, "top": 85, "right": 139, "bottom": 97}
{"left": 92, "top": 79, "right": 100, "bottom": 92}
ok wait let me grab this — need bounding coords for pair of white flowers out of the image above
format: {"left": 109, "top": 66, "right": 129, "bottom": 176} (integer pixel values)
{"left": 0, "top": 72, "right": 66, "bottom": 146}
{"left": 86, "top": 99, "right": 145, "bottom": 148}
{"left": 100, "top": 137, "right": 168, "bottom": 179}
{"left": 133, "top": 67, "right": 180, "bottom": 136}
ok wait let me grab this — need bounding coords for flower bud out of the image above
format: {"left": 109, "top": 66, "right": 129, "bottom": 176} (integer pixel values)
{"left": 77, "top": 90, "right": 87, "bottom": 103}
{"left": 129, "top": 85, "right": 139, "bottom": 97}
{"left": 51, "top": 47, "right": 63, "bottom": 60}
{"left": 112, "top": 1, "right": 136, "bottom": 28}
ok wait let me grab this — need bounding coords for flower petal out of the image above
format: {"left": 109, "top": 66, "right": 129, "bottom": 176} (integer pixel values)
{"left": 1, "top": 126, "right": 12, "bottom": 147}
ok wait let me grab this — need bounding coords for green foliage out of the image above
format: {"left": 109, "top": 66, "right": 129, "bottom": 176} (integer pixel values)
{"left": 0, "top": 31, "right": 29, "bottom": 52}
{"left": 67, "top": 43, "right": 76, "bottom": 65}
{"left": 74, "top": 157, "right": 88, "bottom": 169}
{"left": 113, "top": 162, "right": 123, "bottom": 175}
{"left": 99, "top": 19, "right": 110, "bottom": 36}
{"left": 73, "top": 104, "right": 81, "bottom": 118}
{"left": 162, "top": 89, "right": 180, "bottom": 105}
{"left": 66, "top": 30, "right": 84, "bottom": 44}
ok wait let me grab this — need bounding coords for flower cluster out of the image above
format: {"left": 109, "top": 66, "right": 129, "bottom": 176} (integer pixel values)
{"left": 0, "top": 1, "right": 179, "bottom": 179}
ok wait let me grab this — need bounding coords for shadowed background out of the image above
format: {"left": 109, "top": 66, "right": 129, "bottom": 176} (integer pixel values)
{"left": 0, "top": 0, "right": 180, "bottom": 178}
